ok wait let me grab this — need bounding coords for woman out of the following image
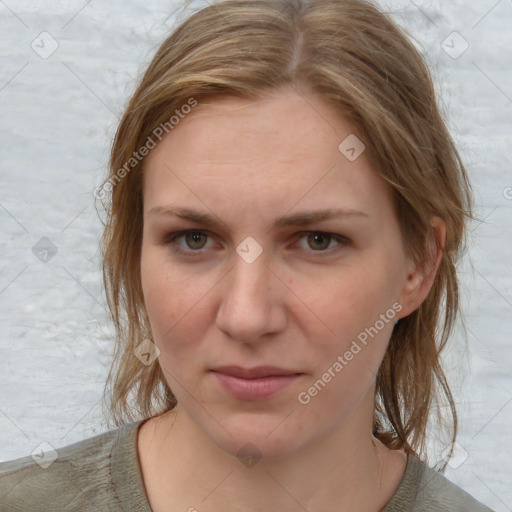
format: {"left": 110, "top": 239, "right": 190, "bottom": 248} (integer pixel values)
{"left": 0, "top": 0, "right": 495, "bottom": 510}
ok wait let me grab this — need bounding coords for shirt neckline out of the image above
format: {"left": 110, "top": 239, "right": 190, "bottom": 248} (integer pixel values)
{"left": 380, "top": 452, "right": 424, "bottom": 511}
{"left": 113, "top": 419, "right": 424, "bottom": 511}
{"left": 112, "top": 419, "right": 153, "bottom": 511}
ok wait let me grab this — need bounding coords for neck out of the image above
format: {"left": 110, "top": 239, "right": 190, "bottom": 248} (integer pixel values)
{"left": 138, "top": 391, "right": 406, "bottom": 512}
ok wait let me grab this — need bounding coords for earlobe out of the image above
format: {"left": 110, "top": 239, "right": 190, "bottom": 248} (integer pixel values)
{"left": 396, "top": 216, "right": 446, "bottom": 320}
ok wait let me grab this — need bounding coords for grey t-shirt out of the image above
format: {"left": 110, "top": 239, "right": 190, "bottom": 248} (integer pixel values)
{"left": 0, "top": 420, "right": 494, "bottom": 511}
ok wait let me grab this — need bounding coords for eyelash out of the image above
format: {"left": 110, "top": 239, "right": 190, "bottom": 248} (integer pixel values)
{"left": 162, "top": 230, "right": 350, "bottom": 257}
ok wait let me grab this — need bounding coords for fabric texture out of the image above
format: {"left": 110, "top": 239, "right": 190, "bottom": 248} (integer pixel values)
{"left": 0, "top": 420, "right": 494, "bottom": 511}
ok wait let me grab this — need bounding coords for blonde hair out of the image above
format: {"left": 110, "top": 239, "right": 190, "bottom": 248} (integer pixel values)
{"left": 99, "top": 0, "right": 474, "bottom": 466}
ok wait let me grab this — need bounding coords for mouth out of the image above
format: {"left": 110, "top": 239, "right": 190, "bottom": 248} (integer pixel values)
{"left": 210, "top": 366, "right": 303, "bottom": 400}
{"left": 211, "top": 365, "right": 302, "bottom": 378}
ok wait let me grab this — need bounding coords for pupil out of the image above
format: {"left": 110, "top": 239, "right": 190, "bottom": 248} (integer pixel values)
{"left": 310, "top": 233, "right": 329, "bottom": 250}
{"left": 187, "top": 232, "right": 205, "bottom": 248}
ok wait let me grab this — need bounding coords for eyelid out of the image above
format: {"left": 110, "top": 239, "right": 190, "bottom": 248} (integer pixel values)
{"left": 163, "top": 230, "right": 216, "bottom": 255}
{"left": 294, "top": 231, "right": 350, "bottom": 252}
{"left": 163, "top": 229, "right": 350, "bottom": 256}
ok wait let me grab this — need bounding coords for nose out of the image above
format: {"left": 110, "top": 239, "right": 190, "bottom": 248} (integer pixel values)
{"left": 215, "top": 250, "right": 287, "bottom": 344}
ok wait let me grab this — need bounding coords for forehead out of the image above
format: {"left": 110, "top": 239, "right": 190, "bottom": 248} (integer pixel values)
{"left": 142, "top": 88, "right": 394, "bottom": 222}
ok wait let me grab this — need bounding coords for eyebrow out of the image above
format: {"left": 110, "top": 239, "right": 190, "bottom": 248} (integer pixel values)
{"left": 148, "top": 205, "right": 369, "bottom": 230}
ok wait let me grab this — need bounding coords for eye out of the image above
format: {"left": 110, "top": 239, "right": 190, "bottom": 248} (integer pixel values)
{"left": 294, "top": 231, "right": 349, "bottom": 255}
{"left": 164, "top": 230, "right": 212, "bottom": 255}
{"left": 163, "top": 230, "right": 349, "bottom": 257}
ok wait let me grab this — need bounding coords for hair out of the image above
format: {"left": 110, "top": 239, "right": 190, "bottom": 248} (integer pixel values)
{"left": 98, "top": 0, "right": 475, "bottom": 468}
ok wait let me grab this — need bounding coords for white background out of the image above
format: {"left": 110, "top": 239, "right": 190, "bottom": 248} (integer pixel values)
{"left": 0, "top": 0, "right": 511, "bottom": 510}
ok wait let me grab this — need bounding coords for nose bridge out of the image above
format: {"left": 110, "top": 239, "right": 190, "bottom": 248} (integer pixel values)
{"left": 229, "top": 232, "right": 270, "bottom": 299}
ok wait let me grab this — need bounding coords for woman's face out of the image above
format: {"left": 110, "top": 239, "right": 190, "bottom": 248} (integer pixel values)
{"left": 140, "top": 86, "right": 423, "bottom": 459}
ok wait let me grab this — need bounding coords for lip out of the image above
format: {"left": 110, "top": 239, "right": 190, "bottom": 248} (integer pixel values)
{"left": 212, "top": 365, "right": 301, "bottom": 378}
{"left": 211, "top": 366, "right": 303, "bottom": 401}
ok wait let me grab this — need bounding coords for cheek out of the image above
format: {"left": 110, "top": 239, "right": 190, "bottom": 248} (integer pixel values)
{"left": 289, "top": 255, "right": 400, "bottom": 393}
{"left": 140, "top": 246, "right": 214, "bottom": 371}
{"left": 291, "top": 261, "right": 391, "bottom": 342}
{"left": 140, "top": 247, "right": 188, "bottom": 340}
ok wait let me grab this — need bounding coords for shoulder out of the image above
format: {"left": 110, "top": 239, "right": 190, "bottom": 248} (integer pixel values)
{"left": 417, "top": 460, "right": 495, "bottom": 511}
{"left": 0, "top": 421, "right": 143, "bottom": 512}
{"left": 385, "top": 454, "right": 495, "bottom": 512}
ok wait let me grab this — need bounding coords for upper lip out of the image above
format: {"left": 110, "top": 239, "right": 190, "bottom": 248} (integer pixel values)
{"left": 211, "top": 365, "right": 302, "bottom": 378}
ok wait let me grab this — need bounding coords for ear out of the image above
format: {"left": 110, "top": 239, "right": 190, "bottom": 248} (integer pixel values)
{"left": 396, "top": 216, "right": 446, "bottom": 320}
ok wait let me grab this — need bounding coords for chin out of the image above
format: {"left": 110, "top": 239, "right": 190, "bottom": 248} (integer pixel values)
{"left": 218, "top": 431, "right": 301, "bottom": 464}
{"left": 203, "top": 410, "right": 311, "bottom": 463}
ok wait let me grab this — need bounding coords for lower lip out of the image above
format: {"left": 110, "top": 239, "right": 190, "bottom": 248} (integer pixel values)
{"left": 212, "top": 372, "right": 302, "bottom": 400}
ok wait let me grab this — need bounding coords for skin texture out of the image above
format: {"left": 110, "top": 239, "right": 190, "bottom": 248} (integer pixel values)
{"left": 137, "top": 84, "right": 445, "bottom": 511}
